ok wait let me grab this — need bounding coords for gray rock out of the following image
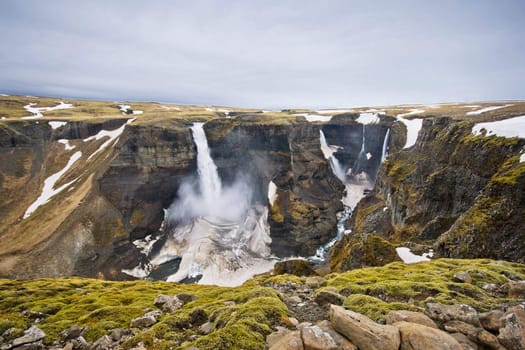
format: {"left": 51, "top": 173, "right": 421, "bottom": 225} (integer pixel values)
{"left": 479, "top": 309, "right": 505, "bottom": 332}
{"left": 385, "top": 310, "right": 437, "bottom": 329}
{"left": 509, "top": 281, "right": 525, "bottom": 299}
{"left": 266, "top": 327, "right": 291, "bottom": 348}
{"left": 300, "top": 325, "right": 337, "bottom": 350}
{"left": 12, "top": 326, "right": 45, "bottom": 348}
{"left": 154, "top": 294, "right": 182, "bottom": 312}
{"left": 70, "top": 336, "right": 89, "bottom": 350}
{"left": 453, "top": 272, "right": 472, "bottom": 283}
{"left": 316, "top": 320, "right": 357, "bottom": 350}
{"left": 305, "top": 276, "right": 326, "bottom": 288}
{"left": 110, "top": 328, "right": 132, "bottom": 342}
{"left": 130, "top": 314, "right": 157, "bottom": 328}
{"left": 199, "top": 322, "right": 213, "bottom": 335}
{"left": 329, "top": 305, "right": 400, "bottom": 350}
{"left": 287, "top": 296, "right": 302, "bottom": 304}
{"left": 425, "top": 302, "right": 480, "bottom": 326}
{"left": 223, "top": 301, "right": 236, "bottom": 307}
{"left": 394, "top": 321, "right": 463, "bottom": 350}
{"left": 498, "top": 308, "right": 525, "bottom": 350}
{"left": 268, "top": 330, "right": 303, "bottom": 350}
{"left": 444, "top": 320, "right": 504, "bottom": 350}
{"left": 176, "top": 293, "right": 197, "bottom": 305}
{"left": 60, "top": 325, "right": 83, "bottom": 341}
{"left": 450, "top": 332, "right": 478, "bottom": 350}
{"left": 90, "top": 335, "right": 114, "bottom": 350}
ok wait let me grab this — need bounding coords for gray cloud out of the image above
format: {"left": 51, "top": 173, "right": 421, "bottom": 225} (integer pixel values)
{"left": 1, "top": 0, "right": 524, "bottom": 108}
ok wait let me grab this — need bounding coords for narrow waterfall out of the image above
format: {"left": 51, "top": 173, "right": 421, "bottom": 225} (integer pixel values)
{"left": 191, "top": 122, "right": 222, "bottom": 204}
{"left": 320, "top": 130, "right": 347, "bottom": 182}
{"left": 381, "top": 128, "right": 390, "bottom": 163}
{"left": 352, "top": 124, "right": 367, "bottom": 175}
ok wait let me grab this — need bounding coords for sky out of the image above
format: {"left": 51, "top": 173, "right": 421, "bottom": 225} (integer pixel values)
{"left": 1, "top": 0, "right": 524, "bottom": 109}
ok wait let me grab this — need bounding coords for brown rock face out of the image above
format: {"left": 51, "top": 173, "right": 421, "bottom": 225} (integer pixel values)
{"left": 273, "top": 259, "right": 318, "bottom": 276}
{"left": 385, "top": 310, "right": 438, "bottom": 329}
{"left": 329, "top": 305, "right": 400, "bottom": 350}
{"left": 394, "top": 321, "right": 463, "bottom": 350}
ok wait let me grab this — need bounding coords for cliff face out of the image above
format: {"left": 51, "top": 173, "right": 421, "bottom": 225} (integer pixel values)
{"left": 330, "top": 115, "right": 525, "bottom": 270}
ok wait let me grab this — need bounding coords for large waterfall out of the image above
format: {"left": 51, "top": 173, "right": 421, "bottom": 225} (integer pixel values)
{"left": 124, "top": 122, "right": 276, "bottom": 286}
{"left": 320, "top": 130, "right": 347, "bottom": 182}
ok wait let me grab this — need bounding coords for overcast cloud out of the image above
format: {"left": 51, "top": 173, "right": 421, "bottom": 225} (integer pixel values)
{"left": 1, "top": 0, "right": 524, "bottom": 108}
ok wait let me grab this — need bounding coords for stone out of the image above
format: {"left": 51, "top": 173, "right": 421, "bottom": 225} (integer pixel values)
{"left": 444, "top": 320, "right": 504, "bottom": 350}
{"left": 316, "top": 320, "right": 357, "bottom": 350}
{"left": 300, "top": 325, "right": 338, "bottom": 350}
{"left": 482, "top": 283, "right": 501, "bottom": 294}
{"left": 450, "top": 332, "right": 479, "bottom": 350}
{"left": 71, "top": 336, "right": 89, "bottom": 350}
{"left": 190, "top": 308, "right": 208, "bottom": 326}
{"left": 425, "top": 302, "right": 480, "bottom": 326}
{"left": 288, "top": 317, "right": 299, "bottom": 327}
{"left": 305, "top": 276, "right": 326, "bottom": 288}
{"left": 273, "top": 259, "right": 318, "bottom": 276}
{"left": 12, "top": 326, "right": 45, "bottom": 347}
{"left": 385, "top": 310, "right": 437, "bottom": 329}
{"left": 266, "top": 327, "right": 291, "bottom": 348}
{"left": 314, "top": 289, "right": 344, "bottom": 306}
{"left": 287, "top": 295, "right": 303, "bottom": 304}
{"left": 453, "top": 272, "right": 472, "bottom": 283}
{"left": 154, "top": 294, "right": 182, "bottom": 312}
{"left": 130, "top": 314, "right": 157, "bottom": 328}
{"left": 268, "top": 330, "right": 303, "bottom": 350}
{"left": 394, "top": 321, "right": 463, "bottom": 350}
{"left": 63, "top": 343, "right": 74, "bottom": 350}
{"left": 329, "top": 305, "right": 400, "bottom": 350}
{"left": 91, "top": 335, "right": 114, "bottom": 350}
{"left": 176, "top": 293, "right": 197, "bottom": 305}
{"left": 508, "top": 281, "right": 525, "bottom": 299}
{"left": 498, "top": 308, "right": 525, "bottom": 350}
{"left": 110, "top": 328, "right": 133, "bottom": 342}
{"left": 223, "top": 301, "right": 236, "bottom": 307}
{"left": 479, "top": 309, "right": 505, "bottom": 332}
{"left": 199, "top": 322, "right": 213, "bottom": 335}
{"left": 60, "top": 325, "right": 83, "bottom": 341}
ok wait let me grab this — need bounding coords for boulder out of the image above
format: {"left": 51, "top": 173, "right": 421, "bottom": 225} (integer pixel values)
{"left": 130, "top": 314, "right": 157, "bottom": 328}
{"left": 176, "top": 293, "right": 197, "bottom": 305}
{"left": 316, "top": 320, "right": 357, "bottom": 350}
{"left": 11, "top": 326, "right": 45, "bottom": 348}
{"left": 60, "top": 325, "right": 83, "bottom": 341}
{"left": 154, "top": 294, "right": 183, "bottom": 312}
{"left": 305, "top": 276, "right": 327, "bottom": 288}
{"left": 268, "top": 330, "right": 303, "bottom": 350}
{"left": 498, "top": 308, "right": 525, "bottom": 350}
{"left": 329, "top": 305, "right": 400, "bottom": 350}
{"left": 273, "top": 259, "right": 318, "bottom": 276}
{"left": 450, "top": 332, "right": 479, "bottom": 350}
{"left": 394, "top": 321, "right": 463, "bottom": 350}
{"left": 91, "top": 335, "right": 114, "bottom": 350}
{"left": 453, "top": 272, "right": 472, "bottom": 283}
{"left": 425, "top": 302, "right": 480, "bottom": 326}
{"left": 110, "top": 328, "right": 133, "bottom": 342}
{"left": 300, "top": 325, "right": 338, "bottom": 350}
{"left": 266, "top": 327, "right": 291, "bottom": 348}
{"left": 385, "top": 310, "right": 437, "bottom": 329}
{"left": 444, "top": 320, "right": 504, "bottom": 350}
{"left": 190, "top": 308, "right": 208, "bottom": 326}
{"left": 508, "top": 281, "right": 525, "bottom": 299}
{"left": 479, "top": 309, "right": 505, "bottom": 332}
{"left": 199, "top": 322, "right": 213, "bottom": 335}
{"left": 314, "top": 289, "right": 345, "bottom": 306}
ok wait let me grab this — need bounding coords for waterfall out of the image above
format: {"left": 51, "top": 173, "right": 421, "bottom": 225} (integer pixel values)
{"left": 320, "top": 130, "right": 347, "bottom": 182}
{"left": 381, "top": 128, "right": 390, "bottom": 163}
{"left": 191, "top": 123, "right": 222, "bottom": 204}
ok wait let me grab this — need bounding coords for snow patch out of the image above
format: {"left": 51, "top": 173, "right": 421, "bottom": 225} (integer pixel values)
{"left": 397, "top": 109, "right": 424, "bottom": 118}
{"left": 366, "top": 152, "right": 372, "bottom": 160}
{"left": 303, "top": 114, "right": 333, "bottom": 122}
{"left": 58, "top": 139, "right": 75, "bottom": 150}
{"left": 396, "top": 247, "right": 433, "bottom": 264}
{"left": 471, "top": 115, "right": 525, "bottom": 138}
{"left": 466, "top": 104, "right": 513, "bottom": 116}
{"left": 23, "top": 102, "right": 73, "bottom": 119}
{"left": 268, "top": 181, "right": 278, "bottom": 206}
{"left": 48, "top": 121, "right": 67, "bottom": 129}
{"left": 83, "top": 119, "right": 134, "bottom": 159}
{"left": 23, "top": 151, "right": 82, "bottom": 218}
{"left": 397, "top": 116, "right": 423, "bottom": 149}
{"left": 520, "top": 153, "right": 525, "bottom": 163}
{"left": 0, "top": 94, "right": 8, "bottom": 96}
{"left": 357, "top": 113, "right": 380, "bottom": 125}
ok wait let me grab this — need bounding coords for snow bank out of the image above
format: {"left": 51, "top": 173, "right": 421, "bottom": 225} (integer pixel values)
{"left": 24, "top": 151, "right": 82, "bottom": 218}
{"left": 466, "top": 104, "right": 513, "bottom": 116}
{"left": 397, "top": 116, "right": 423, "bottom": 149}
{"left": 57, "top": 139, "right": 75, "bottom": 150}
{"left": 83, "top": 119, "right": 134, "bottom": 159}
{"left": 23, "top": 102, "right": 73, "bottom": 119}
{"left": 521, "top": 153, "right": 525, "bottom": 163}
{"left": 471, "top": 115, "right": 525, "bottom": 138}
{"left": 396, "top": 247, "right": 433, "bottom": 264}
{"left": 48, "top": 121, "right": 67, "bottom": 129}
{"left": 357, "top": 113, "right": 380, "bottom": 125}
{"left": 397, "top": 109, "right": 424, "bottom": 118}
{"left": 304, "top": 114, "right": 333, "bottom": 122}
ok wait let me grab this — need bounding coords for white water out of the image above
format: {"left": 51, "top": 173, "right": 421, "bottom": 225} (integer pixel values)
{"left": 191, "top": 123, "right": 222, "bottom": 205}
{"left": 381, "top": 129, "right": 390, "bottom": 163}
{"left": 268, "top": 181, "right": 278, "bottom": 206}
{"left": 320, "top": 130, "right": 346, "bottom": 182}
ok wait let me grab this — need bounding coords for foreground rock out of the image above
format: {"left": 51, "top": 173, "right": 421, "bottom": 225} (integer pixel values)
{"left": 273, "top": 260, "right": 318, "bottom": 276}
{"left": 498, "top": 307, "right": 525, "bottom": 350}
{"left": 385, "top": 310, "right": 438, "bottom": 329}
{"left": 425, "top": 302, "right": 480, "bottom": 326}
{"left": 394, "top": 321, "right": 463, "bottom": 350}
{"left": 329, "top": 305, "right": 400, "bottom": 350}
{"left": 11, "top": 326, "right": 45, "bottom": 348}
{"left": 300, "top": 325, "right": 338, "bottom": 350}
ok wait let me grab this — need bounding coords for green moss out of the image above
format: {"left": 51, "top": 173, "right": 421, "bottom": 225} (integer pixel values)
{"left": 270, "top": 201, "right": 284, "bottom": 223}
{"left": 385, "top": 158, "right": 416, "bottom": 185}
{"left": 344, "top": 294, "right": 419, "bottom": 320}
